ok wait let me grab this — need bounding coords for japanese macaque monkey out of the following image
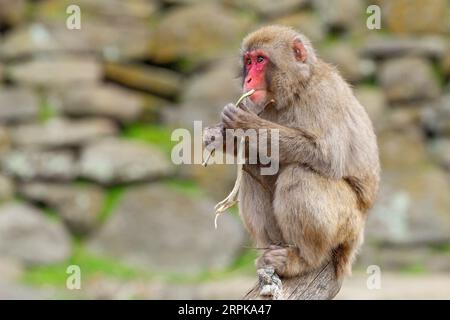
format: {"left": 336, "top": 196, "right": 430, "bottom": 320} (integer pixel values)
{"left": 203, "top": 26, "right": 380, "bottom": 278}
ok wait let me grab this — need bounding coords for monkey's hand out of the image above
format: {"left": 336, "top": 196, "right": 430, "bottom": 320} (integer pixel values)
{"left": 256, "top": 245, "right": 303, "bottom": 278}
{"left": 221, "top": 103, "right": 262, "bottom": 130}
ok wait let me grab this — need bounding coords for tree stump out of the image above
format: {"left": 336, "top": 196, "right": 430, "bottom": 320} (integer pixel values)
{"left": 243, "top": 260, "right": 342, "bottom": 300}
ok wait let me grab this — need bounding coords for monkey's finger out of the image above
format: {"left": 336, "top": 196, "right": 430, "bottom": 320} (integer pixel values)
{"left": 225, "top": 103, "right": 239, "bottom": 113}
{"left": 221, "top": 115, "right": 235, "bottom": 129}
{"left": 238, "top": 102, "right": 250, "bottom": 112}
{"left": 223, "top": 105, "right": 238, "bottom": 118}
{"left": 223, "top": 109, "right": 236, "bottom": 121}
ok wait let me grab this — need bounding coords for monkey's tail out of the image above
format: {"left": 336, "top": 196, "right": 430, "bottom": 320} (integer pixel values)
{"left": 332, "top": 243, "right": 354, "bottom": 279}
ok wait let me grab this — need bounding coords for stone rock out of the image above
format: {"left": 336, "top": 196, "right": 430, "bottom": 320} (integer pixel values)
{"left": 357, "top": 245, "right": 450, "bottom": 272}
{"left": 0, "top": 126, "right": 10, "bottom": 154}
{"left": 165, "top": 59, "right": 241, "bottom": 126}
{"left": 0, "top": 175, "right": 15, "bottom": 201}
{"left": 6, "top": 56, "right": 101, "bottom": 87}
{"left": 378, "top": 130, "right": 429, "bottom": 170}
{"left": 443, "top": 50, "right": 450, "bottom": 78}
{"left": 182, "top": 163, "right": 237, "bottom": 201}
{"left": 384, "top": 106, "right": 422, "bottom": 132}
{"left": 312, "top": 0, "right": 364, "bottom": 31}
{"left": 354, "top": 86, "right": 386, "bottom": 129}
{"left": 104, "top": 62, "right": 183, "bottom": 98}
{"left": 0, "top": 258, "right": 23, "bottom": 283}
{"left": 10, "top": 117, "right": 117, "bottom": 148}
{"left": 19, "top": 182, "right": 104, "bottom": 235}
{"left": 0, "top": 87, "right": 39, "bottom": 124}
{"left": 0, "top": 202, "right": 71, "bottom": 265}
{"left": 0, "top": 0, "right": 26, "bottom": 27}
{"left": 0, "top": 282, "right": 53, "bottom": 300}
{"left": 60, "top": 84, "right": 144, "bottom": 123}
{"left": 362, "top": 36, "right": 447, "bottom": 59}
{"left": 227, "top": 0, "right": 308, "bottom": 18}
{"left": 271, "top": 12, "right": 326, "bottom": 43}
{"left": 377, "top": 57, "right": 440, "bottom": 102}
{"left": 149, "top": 3, "right": 250, "bottom": 64}
{"left": 80, "top": 138, "right": 174, "bottom": 185}
{"left": 427, "top": 138, "right": 450, "bottom": 170}
{"left": 421, "top": 93, "right": 450, "bottom": 136}
{"left": 36, "top": 0, "right": 157, "bottom": 23}
{"left": 1, "top": 149, "right": 78, "bottom": 181}
{"left": 0, "top": 23, "right": 89, "bottom": 59}
{"left": 380, "top": 0, "right": 448, "bottom": 34}
{"left": 366, "top": 131, "right": 450, "bottom": 245}
{"left": 0, "top": 21, "right": 153, "bottom": 61}
{"left": 88, "top": 184, "right": 246, "bottom": 272}
{"left": 161, "top": 0, "right": 205, "bottom": 3}
{"left": 322, "top": 44, "right": 375, "bottom": 83}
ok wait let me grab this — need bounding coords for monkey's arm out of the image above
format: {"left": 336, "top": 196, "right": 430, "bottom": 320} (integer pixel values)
{"left": 222, "top": 104, "right": 343, "bottom": 179}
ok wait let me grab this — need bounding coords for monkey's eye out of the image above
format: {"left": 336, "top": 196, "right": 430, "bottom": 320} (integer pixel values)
{"left": 256, "top": 56, "right": 264, "bottom": 63}
{"left": 246, "top": 58, "right": 252, "bottom": 65}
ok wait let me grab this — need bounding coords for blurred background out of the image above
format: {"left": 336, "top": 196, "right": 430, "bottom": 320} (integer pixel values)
{"left": 0, "top": 0, "right": 449, "bottom": 299}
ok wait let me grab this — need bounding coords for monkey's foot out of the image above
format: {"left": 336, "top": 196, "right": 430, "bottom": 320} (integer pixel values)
{"left": 257, "top": 267, "right": 283, "bottom": 299}
{"left": 257, "top": 245, "right": 290, "bottom": 276}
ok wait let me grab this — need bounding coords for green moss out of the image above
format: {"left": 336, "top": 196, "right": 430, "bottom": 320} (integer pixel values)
{"left": 228, "top": 248, "right": 257, "bottom": 274}
{"left": 164, "top": 178, "right": 202, "bottom": 197}
{"left": 401, "top": 262, "right": 426, "bottom": 275}
{"left": 173, "top": 57, "right": 197, "bottom": 73}
{"left": 122, "top": 123, "right": 175, "bottom": 155}
{"left": 39, "top": 100, "right": 57, "bottom": 123}
{"left": 98, "top": 186, "right": 126, "bottom": 222}
{"left": 429, "top": 243, "right": 450, "bottom": 254}
{"left": 22, "top": 244, "right": 144, "bottom": 287}
{"left": 41, "top": 207, "right": 60, "bottom": 221}
{"left": 431, "top": 61, "right": 445, "bottom": 87}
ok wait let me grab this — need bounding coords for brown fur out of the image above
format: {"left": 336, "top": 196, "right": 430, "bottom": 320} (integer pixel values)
{"left": 204, "top": 26, "right": 380, "bottom": 278}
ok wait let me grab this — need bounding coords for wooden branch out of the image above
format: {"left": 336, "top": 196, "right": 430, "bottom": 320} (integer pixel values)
{"left": 243, "top": 260, "right": 342, "bottom": 300}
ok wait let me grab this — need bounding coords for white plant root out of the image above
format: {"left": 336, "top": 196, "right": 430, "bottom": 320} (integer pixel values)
{"left": 210, "top": 89, "right": 255, "bottom": 229}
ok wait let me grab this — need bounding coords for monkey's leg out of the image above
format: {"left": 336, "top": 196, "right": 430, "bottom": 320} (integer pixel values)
{"left": 267, "top": 165, "right": 362, "bottom": 278}
{"left": 239, "top": 169, "right": 283, "bottom": 248}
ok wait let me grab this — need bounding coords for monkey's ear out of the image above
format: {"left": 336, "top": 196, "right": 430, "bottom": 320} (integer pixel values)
{"left": 293, "top": 39, "right": 307, "bottom": 63}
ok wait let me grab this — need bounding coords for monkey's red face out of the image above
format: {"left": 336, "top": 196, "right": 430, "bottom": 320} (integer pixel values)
{"left": 243, "top": 50, "right": 270, "bottom": 106}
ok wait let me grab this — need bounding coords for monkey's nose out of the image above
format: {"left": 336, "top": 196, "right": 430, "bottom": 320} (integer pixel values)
{"left": 246, "top": 77, "right": 252, "bottom": 84}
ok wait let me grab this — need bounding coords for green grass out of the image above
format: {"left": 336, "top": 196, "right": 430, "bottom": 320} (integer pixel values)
{"left": 122, "top": 123, "right": 175, "bottom": 155}
{"left": 22, "top": 244, "right": 144, "bottom": 287}
{"left": 98, "top": 186, "right": 126, "bottom": 222}
{"left": 22, "top": 243, "right": 257, "bottom": 287}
